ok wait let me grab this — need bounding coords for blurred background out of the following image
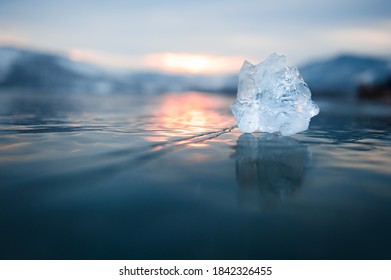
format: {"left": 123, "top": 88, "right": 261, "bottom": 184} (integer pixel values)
{"left": 1, "top": 0, "right": 391, "bottom": 260}
{"left": 0, "top": 0, "right": 390, "bottom": 99}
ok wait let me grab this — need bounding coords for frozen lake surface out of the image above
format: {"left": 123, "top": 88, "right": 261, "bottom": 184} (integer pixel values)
{"left": 0, "top": 91, "right": 391, "bottom": 259}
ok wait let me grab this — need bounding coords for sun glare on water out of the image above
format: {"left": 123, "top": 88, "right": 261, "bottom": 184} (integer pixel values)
{"left": 143, "top": 92, "right": 234, "bottom": 144}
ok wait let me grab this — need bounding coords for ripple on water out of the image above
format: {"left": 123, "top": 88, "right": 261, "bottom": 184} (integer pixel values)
{"left": 0, "top": 92, "right": 391, "bottom": 259}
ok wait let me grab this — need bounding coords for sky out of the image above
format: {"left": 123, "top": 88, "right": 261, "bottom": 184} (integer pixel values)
{"left": 0, "top": 0, "right": 390, "bottom": 74}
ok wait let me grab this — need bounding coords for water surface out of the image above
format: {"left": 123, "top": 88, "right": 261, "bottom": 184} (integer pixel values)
{"left": 0, "top": 91, "right": 390, "bottom": 259}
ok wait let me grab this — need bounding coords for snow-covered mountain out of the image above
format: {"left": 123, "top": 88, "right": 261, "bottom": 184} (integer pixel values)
{"left": 1, "top": 46, "right": 390, "bottom": 99}
{"left": 0, "top": 46, "right": 121, "bottom": 92}
{"left": 0, "top": 46, "right": 233, "bottom": 94}
{"left": 299, "top": 54, "right": 391, "bottom": 98}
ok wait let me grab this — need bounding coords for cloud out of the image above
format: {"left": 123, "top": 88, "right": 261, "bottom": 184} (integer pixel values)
{"left": 68, "top": 48, "right": 245, "bottom": 74}
{"left": 1, "top": 0, "right": 390, "bottom": 71}
{"left": 145, "top": 53, "right": 245, "bottom": 74}
{"left": 68, "top": 49, "right": 145, "bottom": 69}
{"left": 325, "top": 25, "right": 391, "bottom": 52}
{"left": 0, "top": 31, "right": 26, "bottom": 45}
{"left": 309, "top": 21, "right": 391, "bottom": 59}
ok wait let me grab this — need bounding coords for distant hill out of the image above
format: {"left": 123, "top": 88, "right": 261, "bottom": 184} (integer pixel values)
{"left": 1, "top": 46, "right": 390, "bottom": 99}
{"left": 0, "top": 46, "right": 233, "bottom": 94}
{"left": 300, "top": 54, "right": 391, "bottom": 99}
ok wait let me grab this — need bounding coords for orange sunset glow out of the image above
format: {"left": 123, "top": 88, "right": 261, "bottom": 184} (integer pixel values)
{"left": 144, "top": 92, "right": 234, "bottom": 144}
{"left": 68, "top": 49, "right": 243, "bottom": 74}
{"left": 159, "top": 92, "right": 234, "bottom": 130}
{"left": 145, "top": 53, "right": 244, "bottom": 74}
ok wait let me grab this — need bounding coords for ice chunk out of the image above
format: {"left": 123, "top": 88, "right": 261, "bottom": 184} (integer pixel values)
{"left": 231, "top": 53, "right": 319, "bottom": 136}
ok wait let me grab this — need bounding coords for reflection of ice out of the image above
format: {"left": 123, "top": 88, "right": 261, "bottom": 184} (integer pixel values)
{"left": 233, "top": 133, "right": 311, "bottom": 211}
